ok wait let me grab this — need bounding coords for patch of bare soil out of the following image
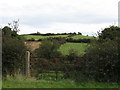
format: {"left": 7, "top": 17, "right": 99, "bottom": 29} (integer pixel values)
{"left": 24, "top": 41, "right": 41, "bottom": 51}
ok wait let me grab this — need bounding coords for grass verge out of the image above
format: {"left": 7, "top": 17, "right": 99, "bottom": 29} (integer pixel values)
{"left": 2, "top": 75, "right": 119, "bottom": 88}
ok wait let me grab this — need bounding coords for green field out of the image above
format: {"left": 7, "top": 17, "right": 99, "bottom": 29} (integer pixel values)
{"left": 71, "top": 35, "right": 95, "bottom": 39}
{"left": 22, "top": 35, "right": 96, "bottom": 40}
{"left": 22, "top": 35, "right": 69, "bottom": 40}
{"left": 31, "top": 70, "right": 64, "bottom": 80}
{"left": 59, "top": 43, "right": 89, "bottom": 56}
{"left": 3, "top": 78, "right": 119, "bottom": 88}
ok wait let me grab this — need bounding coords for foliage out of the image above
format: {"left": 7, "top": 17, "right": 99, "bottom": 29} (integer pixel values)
{"left": 99, "top": 26, "right": 120, "bottom": 40}
{"left": 2, "top": 26, "right": 18, "bottom": 38}
{"left": 34, "top": 40, "right": 62, "bottom": 59}
{"left": 22, "top": 34, "right": 94, "bottom": 41}
{"left": 8, "top": 20, "right": 20, "bottom": 32}
{"left": 79, "top": 26, "right": 120, "bottom": 82}
{"left": 2, "top": 26, "right": 26, "bottom": 76}
{"left": 83, "top": 40, "right": 119, "bottom": 82}
{"left": 66, "top": 49, "right": 78, "bottom": 63}
{"left": 27, "top": 32, "right": 82, "bottom": 36}
{"left": 72, "top": 35, "right": 95, "bottom": 39}
{"left": 27, "top": 38, "right": 35, "bottom": 41}
{"left": 45, "top": 37, "right": 66, "bottom": 44}
{"left": 66, "top": 38, "right": 91, "bottom": 43}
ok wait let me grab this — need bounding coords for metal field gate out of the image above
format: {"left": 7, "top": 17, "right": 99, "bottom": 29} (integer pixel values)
{"left": 29, "top": 56, "right": 81, "bottom": 80}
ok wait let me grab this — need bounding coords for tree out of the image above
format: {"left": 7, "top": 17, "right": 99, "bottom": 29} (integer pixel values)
{"left": 2, "top": 26, "right": 26, "bottom": 76}
{"left": 83, "top": 40, "right": 119, "bottom": 82}
{"left": 99, "top": 26, "right": 120, "bottom": 40}
{"left": 78, "top": 32, "right": 82, "bottom": 35}
{"left": 8, "top": 19, "right": 20, "bottom": 32}
{"left": 2, "top": 26, "right": 18, "bottom": 39}
{"left": 35, "top": 40, "right": 61, "bottom": 59}
{"left": 80, "top": 26, "right": 120, "bottom": 82}
{"left": 67, "top": 49, "right": 78, "bottom": 63}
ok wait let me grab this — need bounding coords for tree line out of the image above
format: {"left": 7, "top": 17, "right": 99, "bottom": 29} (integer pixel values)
{"left": 24, "top": 32, "right": 82, "bottom": 36}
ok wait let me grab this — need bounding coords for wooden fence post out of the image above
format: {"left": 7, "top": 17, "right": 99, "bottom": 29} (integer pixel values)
{"left": 55, "top": 57, "right": 59, "bottom": 80}
{"left": 25, "top": 51, "right": 31, "bottom": 77}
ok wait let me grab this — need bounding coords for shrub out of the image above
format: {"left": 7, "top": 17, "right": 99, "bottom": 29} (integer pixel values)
{"left": 66, "top": 49, "right": 78, "bottom": 63}
{"left": 28, "top": 38, "right": 35, "bottom": 41}
{"left": 80, "top": 26, "right": 120, "bottom": 82}
{"left": 69, "top": 26, "right": 120, "bottom": 83}
{"left": 66, "top": 38, "right": 90, "bottom": 43}
{"left": 99, "top": 26, "right": 120, "bottom": 40}
{"left": 2, "top": 26, "right": 26, "bottom": 77}
{"left": 34, "top": 40, "right": 62, "bottom": 59}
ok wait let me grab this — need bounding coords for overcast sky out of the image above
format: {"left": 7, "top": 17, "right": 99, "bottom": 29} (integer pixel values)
{"left": 0, "top": 0, "right": 119, "bottom": 36}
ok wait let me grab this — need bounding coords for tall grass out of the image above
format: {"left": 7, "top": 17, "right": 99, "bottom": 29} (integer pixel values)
{"left": 3, "top": 74, "right": 119, "bottom": 88}
{"left": 3, "top": 74, "right": 36, "bottom": 82}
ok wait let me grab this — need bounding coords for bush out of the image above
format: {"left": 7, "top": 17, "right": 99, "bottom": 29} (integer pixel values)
{"left": 85, "top": 40, "right": 119, "bottom": 82}
{"left": 68, "top": 26, "right": 120, "bottom": 83}
{"left": 99, "top": 26, "right": 120, "bottom": 40}
{"left": 46, "top": 37, "right": 66, "bottom": 44}
{"left": 79, "top": 26, "right": 120, "bottom": 82}
{"left": 66, "top": 49, "right": 78, "bottom": 63}
{"left": 34, "top": 40, "right": 62, "bottom": 59}
{"left": 27, "top": 38, "right": 35, "bottom": 41}
{"left": 2, "top": 26, "right": 26, "bottom": 77}
{"left": 66, "top": 38, "right": 90, "bottom": 43}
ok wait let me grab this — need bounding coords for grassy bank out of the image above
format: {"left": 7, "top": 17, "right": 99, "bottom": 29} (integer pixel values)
{"left": 3, "top": 79, "right": 119, "bottom": 88}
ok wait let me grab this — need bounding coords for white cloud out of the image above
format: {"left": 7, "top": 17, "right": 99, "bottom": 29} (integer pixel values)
{"left": 0, "top": 0, "right": 118, "bottom": 17}
{"left": 0, "top": 0, "right": 119, "bottom": 35}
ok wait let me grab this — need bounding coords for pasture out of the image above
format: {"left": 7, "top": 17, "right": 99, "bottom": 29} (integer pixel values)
{"left": 38, "top": 71, "right": 64, "bottom": 80}
{"left": 58, "top": 43, "right": 90, "bottom": 56}
{"left": 22, "top": 35, "right": 96, "bottom": 40}
{"left": 22, "top": 35, "right": 69, "bottom": 40}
